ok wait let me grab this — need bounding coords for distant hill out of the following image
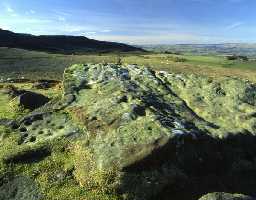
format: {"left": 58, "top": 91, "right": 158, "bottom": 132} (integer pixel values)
{"left": 141, "top": 43, "right": 256, "bottom": 57}
{"left": 0, "top": 29, "right": 144, "bottom": 54}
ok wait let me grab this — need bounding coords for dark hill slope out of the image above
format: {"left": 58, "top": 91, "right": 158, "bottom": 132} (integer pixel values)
{"left": 0, "top": 29, "right": 144, "bottom": 54}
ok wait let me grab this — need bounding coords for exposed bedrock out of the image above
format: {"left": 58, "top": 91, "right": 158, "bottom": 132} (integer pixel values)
{"left": 5, "top": 64, "right": 256, "bottom": 200}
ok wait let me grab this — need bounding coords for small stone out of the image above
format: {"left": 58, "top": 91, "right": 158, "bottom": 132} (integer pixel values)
{"left": 131, "top": 104, "right": 146, "bottom": 117}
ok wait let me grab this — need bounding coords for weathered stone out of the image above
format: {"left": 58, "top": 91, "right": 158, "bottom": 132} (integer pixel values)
{"left": 5, "top": 64, "right": 256, "bottom": 200}
{"left": 0, "top": 176, "right": 43, "bottom": 200}
{"left": 199, "top": 193, "right": 255, "bottom": 200}
{"left": 157, "top": 72, "right": 256, "bottom": 136}
{"left": 60, "top": 64, "right": 256, "bottom": 199}
{"left": 17, "top": 112, "right": 80, "bottom": 144}
{"left": 0, "top": 119, "right": 18, "bottom": 129}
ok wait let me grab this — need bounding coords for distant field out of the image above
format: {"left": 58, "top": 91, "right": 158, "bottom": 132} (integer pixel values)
{"left": 0, "top": 48, "right": 120, "bottom": 80}
{"left": 141, "top": 43, "right": 256, "bottom": 57}
{"left": 1, "top": 47, "right": 256, "bottom": 82}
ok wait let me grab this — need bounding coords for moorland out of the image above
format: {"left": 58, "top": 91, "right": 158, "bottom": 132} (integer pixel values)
{"left": 1, "top": 30, "right": 256, "bottom": 200}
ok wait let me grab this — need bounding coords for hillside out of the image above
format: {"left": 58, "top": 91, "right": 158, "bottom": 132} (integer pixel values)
{"left": 1, "top": 63, "right": 256, "bottom": 200}
{"left": 0, "top": 29, "right": 144, "bottom": 54}
{"left": 1, "top": 47, "right": 256, "bottom": 83}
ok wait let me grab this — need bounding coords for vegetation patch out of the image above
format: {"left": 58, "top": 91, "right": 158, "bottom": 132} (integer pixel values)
{"left": 72, "top": 141, "right": 121, "bottom": 195}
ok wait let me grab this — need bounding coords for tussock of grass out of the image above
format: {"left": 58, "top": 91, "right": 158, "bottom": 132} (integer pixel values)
{"left": 0, "top": 91, "right": 17, "bottom": 119}
{"left": 72, "top": 141, "right": 122, "bottom": 197}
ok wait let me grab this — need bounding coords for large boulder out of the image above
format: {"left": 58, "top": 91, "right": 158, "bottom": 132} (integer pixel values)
{"left": 8, "top": 64, "right": 256, "bottom": 200}
{"left": 61, "top": 64, "right": 256, "bottom": 199}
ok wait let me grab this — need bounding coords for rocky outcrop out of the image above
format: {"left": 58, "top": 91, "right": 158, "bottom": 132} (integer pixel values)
{"left": 199, "top": 193, "right": 255, "bottom": 200}
{"left": 3, "top": 64, "right": 256, "bottom": 200}
{"left": 0, "top": 176, "right": 43, "bottom": 200}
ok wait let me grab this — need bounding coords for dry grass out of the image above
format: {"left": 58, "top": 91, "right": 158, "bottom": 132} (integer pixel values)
{"left": 72, "top": 142, "right": 121, "bottom": 194}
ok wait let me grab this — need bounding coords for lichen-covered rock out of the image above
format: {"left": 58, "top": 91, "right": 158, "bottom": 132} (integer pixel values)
{"left": 61, "top": 64, "right": 256, "bottom": 199}
{"left": 2, "top": 63, "right": 256, "bottom": 200}
{"left": 0, "top": 176, "right": 43, "bottom": 200}
{"left": 158, "top": 72, "right": 256, "bottom": 137}
{"left": 199, "top": 192, "right": 255, "bottom": 200}
{"left": 17, "top": 112, "right": 81, "bottom": 144}
{"left": 64, "top": 64, "right": 210, "bottom": 170}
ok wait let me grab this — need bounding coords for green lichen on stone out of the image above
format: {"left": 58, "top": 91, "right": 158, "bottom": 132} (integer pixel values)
{"left": 159, "top": 72, "right": 256, "bottom": 137}
{"left": 1, "top": 63, "right": 256, "bottom": 200}
{"left": 199, "top": 192, "right": 254, "bottom": 200}
{"left": 0, "top": 176, "right": 43, "bottom": 200}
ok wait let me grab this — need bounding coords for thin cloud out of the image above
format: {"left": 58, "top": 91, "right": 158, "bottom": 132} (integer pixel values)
{"left": 0, "top": 17, "right": 52, "bottom": 25}
{"left": 59, "top": 24, "right": 96, "bottom": 33}
{"left": 7, "top": 7, "right": 14, "bottom": 13}
{"left": 6, "top": 7, "right": 14, "bottom": 13}
{"left": 2, "top": 3, "right": 18, "bottom": 17}
{"left": 25, "top": 10, "right": 36, "bottom": 15}
{"left": 101, "top": 29, "right": 112, "bottom": 33}
{"left": 3, "top": 3, "right": 14, "bottom": 13}
{"left": 89, "top": 33, "right": 210, "bottom": 45}
{"left": 52, "top": 10, "right": 72, "bottom": 17}
{"left": 58, "top": 16, "right": 66, "bottom": 22}
{"left": 82, "top": 31, "right": 97, "bottom": 35}
{"left": 225, "top": 22, "right": 243, "bottom": 30}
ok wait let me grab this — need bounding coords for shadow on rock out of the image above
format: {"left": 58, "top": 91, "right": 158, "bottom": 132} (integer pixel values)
{"left": 119, "top": 132, "right": 256, "bottom": 200}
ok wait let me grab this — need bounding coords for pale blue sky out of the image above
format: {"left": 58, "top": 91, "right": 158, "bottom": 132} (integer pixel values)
{"left": 0, "top": 0, "right": 256, "bottom": 44}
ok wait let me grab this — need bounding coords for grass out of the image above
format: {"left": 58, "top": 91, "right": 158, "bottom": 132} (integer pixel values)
{"left": 121, "top": 53, "right": 256, "bottom": 82}
{"left": 72, "top": 141, "right": 120, "bottom": 194}
{"left": 0, "top": 91, "right": 15, "bottom": 119}
{"left": 0, "top": 47, "right": 119, "bottom": 80}
{"left": 1, "top": 47, "right": 256, "bottom": 83}
{"left": 0, "top": 82, "right": 62, "bottom": 120}
{"left": 0, "top": 130, "right": 123, "bottom": 200}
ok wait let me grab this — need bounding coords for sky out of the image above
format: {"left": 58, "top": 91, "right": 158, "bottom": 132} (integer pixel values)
{"left": 0, "top": 0, "right": 256, "bottom": 44}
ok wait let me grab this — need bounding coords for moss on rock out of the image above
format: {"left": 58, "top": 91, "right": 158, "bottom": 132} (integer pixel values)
{"left": 1, "top": 64, "right": 256, "bottom": 200}
{"left": 199, "top": 192, "right": 254, "bottom": 200}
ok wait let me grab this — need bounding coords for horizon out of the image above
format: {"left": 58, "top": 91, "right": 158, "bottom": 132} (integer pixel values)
{"left": 3, "top": 28, "right": 256, "bottom": 46}
{"left": 1, "top": 0, "right": 256, "bottom": 45}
